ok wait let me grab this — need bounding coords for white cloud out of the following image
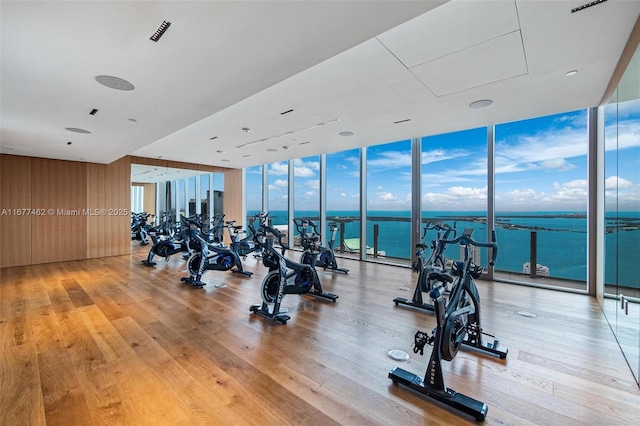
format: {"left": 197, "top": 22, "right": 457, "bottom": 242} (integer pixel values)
{"left": 378, "top": 192, "right": 395, "bottom": 201}
{"left": 495, "top": 126, "right": 588, "bottom": 175}
{"left": 421, "top": 148, "right": 469, "bottom": 165}
{"left": 305, "top": 179, "right": 319, "bottom": 190}
{"left": 605, "top": 175, "right": 633, "bottom": 190}
{"left": 268, "top": 162, "right": 288, "bottom": 175}
{"left": 368, "top": 151, "right": 411, "bottom": 170}
{"left": 540, "top": 158, "right": 576, "bottom": 171}
{"left": 294, "top": 158, "right": 319, "bottom": 178}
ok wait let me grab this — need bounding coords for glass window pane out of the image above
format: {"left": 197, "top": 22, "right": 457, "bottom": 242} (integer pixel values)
{"left": 246, "top": 165, "right": 263, "bottom": 218}
{"left": 421, "top": 127, "right": 488, "bottom": 263}
{"left": 327, "top": 149, "right": 360, "bottom": 258}
{"left": 293, "top": 156, "right": 320, "bottom": 248}
{"left": 187, "top": 176, "right": 196, "bottom": 217}
{"left": 200, "top": 174, "right": 210, "bottom": 224}
{"left": 495, "top": 110, "right": 588, "bottom": 289}
{"left": 267, "top": 162, "right": 289, "bottom": 242}
{"left": 366, "top": 139, "right": 412, "bottom": 262}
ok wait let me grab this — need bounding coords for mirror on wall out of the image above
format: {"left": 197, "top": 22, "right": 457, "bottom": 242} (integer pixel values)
{"left": 130, "top": 163, "right": 224, "bottom": 235}
{"left": 602, "top": 43, "right": 640, "bottom": 385}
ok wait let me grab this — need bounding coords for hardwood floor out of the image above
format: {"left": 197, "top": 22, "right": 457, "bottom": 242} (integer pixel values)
{"left": 1, "top": 245, "right": 639, "bottom": 425}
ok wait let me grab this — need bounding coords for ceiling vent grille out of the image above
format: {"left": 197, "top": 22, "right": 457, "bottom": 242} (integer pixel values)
{"left": 150, "top": 21, "right": 171, "bottom": 42}
{"left": 571, "top": 0, "right": 608, "bottom": 13}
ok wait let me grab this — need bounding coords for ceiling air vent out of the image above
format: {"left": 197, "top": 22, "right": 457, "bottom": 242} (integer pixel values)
{"left": 150, "top": 21, "right": 172, "bottom": 42}
{"left": 571, "top": 0, "right": 608, "bottom": 13}
{"left": 89, "top": 108, "right": 98, "bottom": 115}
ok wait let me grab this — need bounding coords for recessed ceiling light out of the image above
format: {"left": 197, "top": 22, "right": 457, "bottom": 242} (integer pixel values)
{"left": 339, "top": 131, "right": 354, "bottom": 137}
{"left": 300, "top": 141, "right": 310, "bottom": 145}
{"left": 129, "top": 118, "right": 138, "bottom": 123}
{"left": 280, "top": 109, "right": 294, "bottom": 115}
{"left": 221, "top": 159, "right": 230, "bottom": 162}
{"left": 242, "top": 127, "right": 251, "bottom": 133}
{"left": 89, "top": 108, "right": 98, "bottom": 115}
{"left": 216, "top": 150, "right": 225, "bottom": 153}
{"left": 267, "top": 148, "right": 278, "bottom": 152}
{"left": 566, "top": 70, "right": 578, "bottom": 76}
{"left": 95, "top": 75, "right": 135, "bottom": 91}
{"left": 67, "top": 142, "right": 72, "bottom": 145}
{"left": 66, "top": 127, "right": 91, "bottom": 134}
{"left": 469, "top": 99, "right": 493, "bottom": 109}
{"left": 243, "top": 154, "right": 251, "bottom": 157}
{"left": 393, "top": 119, "right": 411, "bottom": 124}
{"left": 209, "top": 136, "right": 218, "bottom": 140}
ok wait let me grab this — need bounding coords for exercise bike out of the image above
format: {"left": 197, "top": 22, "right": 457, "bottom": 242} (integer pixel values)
{"left": 131, "top": 212, "right": 153, "bottom": 246}
{"left": 393, "top": 220, "right": 455, "bottom": 312}
{"left": 141, "top": 215, "right": 191, "bottom": 266}
{"left": 180, "top": 218, "right": 251, "bottom": 288}
{"left": 226, "top": 214, "right": 264, "bottom": 260}
{"left": 250, "top": 217, "right": 338, "bottom": 324}
{"left": 296, "top": 218, "right": 348, "bottom": 274}
{"left": 389, "top": 229, "right": 503, "bottom": 421}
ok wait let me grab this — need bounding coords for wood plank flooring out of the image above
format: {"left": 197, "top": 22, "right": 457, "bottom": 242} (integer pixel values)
{"left": 1, "top": 245, "right": 639, "bottom": 425}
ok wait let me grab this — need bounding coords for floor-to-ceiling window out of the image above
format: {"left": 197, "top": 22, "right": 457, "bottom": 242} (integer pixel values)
{"left": 187, "top": 176, "right": 196, "bottom": 217}
{"left": 246, "top": 165, "right": 263, "bottom": 217}
{"left": 326, "top": 148, "right": 361, "bottom": 258}
{"left": 267, "top": 161, "right": 289, "bottom": 242}
{"left": 494, "top": 110, "right": 589, "bottom": 290}
{"left": 421, "top": 127, "right": 488, "bottom": 264}
{"left": 366, "top": 140, "right": 412, "bottom": 263}
{"left": 212, "top": 173, "right": 224, "bottom": 217}
{"left": 200, "top": 174, "right": 210, "bottom": 224}
{"left": 175, "top": 179, "right": 185, "bottom": 219}
{"left": 292, "top": 156, "right": 320, "bottom": 247}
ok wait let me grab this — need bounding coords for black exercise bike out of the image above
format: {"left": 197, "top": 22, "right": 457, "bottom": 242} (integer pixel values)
{"left": 250, "top": 214, "right": 338, "bottom": 324}
{"left": 295, "top": 218, "right": 348, "bottom": 274}
{"left": 393, "top": 220, "right": 455, "bottom": 312}
{"left": 180, "top": 217, "right": 251, "bottom": 288}
{"left": 141, "top": 215, "right": 191, "bottom": 266}
{"left": 389, "top": 229, "right": 505, "bottom": 421}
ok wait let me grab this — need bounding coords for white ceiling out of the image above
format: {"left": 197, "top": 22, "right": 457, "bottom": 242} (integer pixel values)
{"left": 1, "top": 0, "right": 639, "bottom": 170}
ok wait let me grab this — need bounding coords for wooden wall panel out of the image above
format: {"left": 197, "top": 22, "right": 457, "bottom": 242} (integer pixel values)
{"left": 31, "top": 158, "right": 87, "bottom": 264}
{"left": 86, "top": 157, "right": 131, "bottom": 259}
{"left": 223, "top": 168, "right": 243, "bottom": 227}
{"left": 142, "top": 183, "right": 156, "bottom": 218}
{"left": 0, "top": 155, "right": 32, "bottom": 267}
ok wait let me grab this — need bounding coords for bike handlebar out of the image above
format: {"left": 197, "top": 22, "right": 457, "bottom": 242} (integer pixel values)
{"left": 422, "top": 220, "right": 456, "bottom": 240}
{"left": 439, "top": 229, "right": 498, "bottom": 266}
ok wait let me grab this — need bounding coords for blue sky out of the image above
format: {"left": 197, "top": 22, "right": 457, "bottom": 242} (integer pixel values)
{"left": 247, "top": 105, "right": 640, "bottom": 213}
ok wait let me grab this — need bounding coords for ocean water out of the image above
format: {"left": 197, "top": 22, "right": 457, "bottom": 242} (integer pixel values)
{"left": 250, "top": 210, "right": 639, "bottom": 289}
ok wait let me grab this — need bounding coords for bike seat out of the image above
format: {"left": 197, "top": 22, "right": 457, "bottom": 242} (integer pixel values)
{"left": 416, "top": 243, "right": 428, "bottom": 250}
{"left": 428, "top": 268, "right": 454, "bottom": 283}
